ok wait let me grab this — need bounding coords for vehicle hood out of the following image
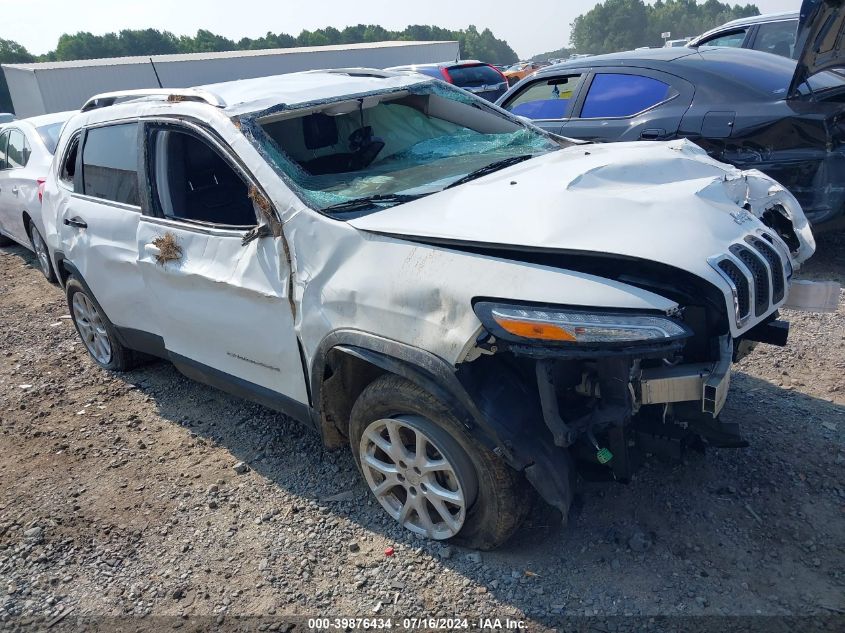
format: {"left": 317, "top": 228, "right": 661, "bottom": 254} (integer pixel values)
{"left": 790, "top": 0, "right": 845, "bottom": 98}
{"left": 349, "top": 139, "right": 815, "bottom": 282}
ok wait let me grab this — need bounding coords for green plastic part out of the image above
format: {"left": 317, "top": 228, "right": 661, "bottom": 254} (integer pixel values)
{"left": 596, "top": 447, "right": 614, "bottom": 464}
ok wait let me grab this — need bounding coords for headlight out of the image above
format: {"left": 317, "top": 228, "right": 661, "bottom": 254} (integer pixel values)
{"left": 474, "top": 302, "right": 691, "bottom": 346}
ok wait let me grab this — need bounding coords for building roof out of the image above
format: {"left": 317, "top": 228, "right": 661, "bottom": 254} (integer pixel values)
{"left": 3, "top": 40, "right": 457, "bottom": 72}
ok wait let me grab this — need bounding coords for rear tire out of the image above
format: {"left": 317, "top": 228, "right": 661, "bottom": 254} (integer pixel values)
{"left": 66, "top": 277, "right": 139, "bottom": 371}
{"left": 0, "top": 233, "right": 13, "bottom": 246}
{"left": 349, "top": 374, "right": 532, "bottom": 550}
{"left": 29, "top": 225, "right": 56, "bottom": 283}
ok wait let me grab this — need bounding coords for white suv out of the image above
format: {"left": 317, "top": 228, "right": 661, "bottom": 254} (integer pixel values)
{"left": 42, "top": 70, "right": 817, "bottom": 549}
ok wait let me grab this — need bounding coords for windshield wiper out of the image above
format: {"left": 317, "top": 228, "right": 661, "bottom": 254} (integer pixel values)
{"left": 445, "top": 154, "right": 534, "bottom": 190}
{"left": 321, "top": 193, "right": 428, "bottom": 213}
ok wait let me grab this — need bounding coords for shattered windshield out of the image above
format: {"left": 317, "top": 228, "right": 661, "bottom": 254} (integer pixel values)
{"left": 246, "top": 82, "right": 560, "bottom": 214}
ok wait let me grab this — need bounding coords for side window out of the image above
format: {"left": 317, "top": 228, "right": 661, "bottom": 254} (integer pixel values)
{"left": 150, "top": 129, "right": 256, "bottom": 227}
{"left": 579, "top": 73, "right": 673, "bottom": 119}
{"left": 502, "top": 75, "right": 584, "bottom": 120}
{"left": 60, "top": 135, "right": 80, "bottom": 189}
{"left": 6, "top": 130, "right": 29, "bottom": 168}
{"left": 700, "top": 29, "right": 747, "bottom": 48}
{"left": 752, "top": 20, "right": 798, "bottom": 58}
{"left": 82, "top": 124, "right": 140, "bottom": 206}
{"left": 0, "top": 132, "right": 8, "bottom": 170}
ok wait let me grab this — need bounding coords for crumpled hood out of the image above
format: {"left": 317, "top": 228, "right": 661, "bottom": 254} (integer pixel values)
{"left": 349, "top": 139, "right": 815, "bottom": 282}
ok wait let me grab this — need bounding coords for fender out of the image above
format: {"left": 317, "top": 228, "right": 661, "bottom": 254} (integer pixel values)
{"left": 310, "top": 329, "right": 511, "bottom": 458}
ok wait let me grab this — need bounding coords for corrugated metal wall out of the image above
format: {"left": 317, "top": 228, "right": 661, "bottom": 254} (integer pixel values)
{"left": 2, "top": 42, "right": 459, "bottom": 117}
{"left": 3, "top": 69, "right": 43, "bottom": 116}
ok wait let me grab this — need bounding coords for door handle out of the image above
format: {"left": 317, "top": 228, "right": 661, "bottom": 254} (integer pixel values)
{"left": 63, "top": 217, "right": 88, "bottom": 229}
{"left": 11, "top": 186, "right": 18, "bottom": 196}
{"left": 144, "top": 243, "right": 161, "bottom": 257}
{"left": 640, "top": 128, "right": 666, "bottom": 140}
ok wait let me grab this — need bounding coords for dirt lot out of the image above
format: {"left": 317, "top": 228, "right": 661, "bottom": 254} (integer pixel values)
{"left": 0, "top": 232, "right": 843, "bottom": 632}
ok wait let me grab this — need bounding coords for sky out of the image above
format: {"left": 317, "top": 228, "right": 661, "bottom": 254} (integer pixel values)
{"left": 0, "top": 0, "right": 801, "bottom": 59}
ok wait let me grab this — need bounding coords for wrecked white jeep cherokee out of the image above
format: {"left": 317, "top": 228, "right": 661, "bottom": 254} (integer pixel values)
{"left": 42, "top": 69, "right": 816, "bottom": 549}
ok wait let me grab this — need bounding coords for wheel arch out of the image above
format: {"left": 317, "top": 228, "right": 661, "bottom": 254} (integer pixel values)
{"left": 310, "top": 330, "right": 496, "bottom": 451}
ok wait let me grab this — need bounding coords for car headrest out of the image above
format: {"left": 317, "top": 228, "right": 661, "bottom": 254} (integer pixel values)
{"left": 303, "top": 113, "right": 339, "bottom": 150}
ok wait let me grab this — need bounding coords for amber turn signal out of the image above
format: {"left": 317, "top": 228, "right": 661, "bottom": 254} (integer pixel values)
{"left": 493, "top": 316, "right": 576, "bottom": 341}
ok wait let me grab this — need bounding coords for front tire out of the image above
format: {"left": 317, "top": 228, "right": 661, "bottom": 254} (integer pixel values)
{"left": 349, "top": 375, "right": 532, "bottom": 549}
{"left": 29, "top": 225, "right": 56, "bottom": 282}
{"left": 66, "top": 277, "right": 138, "bottom": 371}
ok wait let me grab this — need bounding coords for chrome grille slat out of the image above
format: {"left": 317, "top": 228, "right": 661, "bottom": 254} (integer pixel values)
{"left": 730, "top": 245, "right": 769, "bottom": 317}
{"left": 747, "top": 236, "right": 785, "bottom": 303}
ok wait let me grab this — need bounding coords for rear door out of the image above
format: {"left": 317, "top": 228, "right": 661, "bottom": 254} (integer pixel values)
{"left": 57, "top": 122, "right": 158, "bottom": 337}
{"left": 0, "top": 128, "right": 32, "bottom": 244}
{"left": 560, "top": 68, "right": 694, "bottom": 142}
{"left": 0, "top": 130, "right": 11, "bottom": 238}
{"left": 135, "top": 120, "right": 308, "bottom": 406}
{"left": 498, "top": 72, "right": 587, "bottom": 134}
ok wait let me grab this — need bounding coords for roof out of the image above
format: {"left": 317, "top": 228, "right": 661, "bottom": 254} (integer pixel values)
{"left": 2, "top": 41, "right": 457, "bottom": 72}
{"left": 539, "top": 46, "right": 697, "bottom": 73}
{"left": 386, "top": 60, "right": 484, "bottom": 71}
{"left": 77, "top": 69, "right": 434, "bottom": 118}
{"left": 717, "top": 10, "right": 800, "bottom": 30}
{"left": 19, "top": 110, "right": 76, "bottom": 127}
{"left": 204, "top": 69, "right": 433, "bottom": 115}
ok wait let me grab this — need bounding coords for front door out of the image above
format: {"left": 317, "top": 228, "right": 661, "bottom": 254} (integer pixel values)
{"left": 135, "top": 122, "right": 308, "bottom": 406}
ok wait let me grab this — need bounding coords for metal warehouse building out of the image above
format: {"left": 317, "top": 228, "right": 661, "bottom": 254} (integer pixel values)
{"left": 2, "top": 40, "right": 459, "bottom": 117}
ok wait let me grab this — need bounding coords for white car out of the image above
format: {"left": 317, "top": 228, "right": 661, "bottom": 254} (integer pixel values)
{"left": 0, "top": 110, "right": 75, "bottom": 280}
{"left": 42, "top": 71, "right": 819, "bottom": 548}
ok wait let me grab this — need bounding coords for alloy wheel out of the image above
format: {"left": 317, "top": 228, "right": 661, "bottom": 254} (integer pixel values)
{"left": 72, "top": 292, "right": 112, "bottom": 365}
{"left": 31, "top": 229, "right": 50, "bottom": 278}
{"left": 359, "top": 416, "right": 467, "bottom": 539}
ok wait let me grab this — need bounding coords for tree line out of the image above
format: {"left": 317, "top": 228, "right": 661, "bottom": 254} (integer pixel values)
{"left": 569, "top": 0, "right": 760, "bottom": 55}
{"left": 0, "top": 25, "right": 518, "bottom": 113}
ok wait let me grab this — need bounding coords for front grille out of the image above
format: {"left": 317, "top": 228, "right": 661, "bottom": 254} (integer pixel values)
{"left": 748, "top": 236, "right": 785, "bottom": 302}
{"left": 717, "top": 259, "right": 750, "bottom": 319}
{"left": 731, "top": 245, "right": 769, "bottom": 316}
{"left": 710, "top": 231, "right": 792, "bottom": 328}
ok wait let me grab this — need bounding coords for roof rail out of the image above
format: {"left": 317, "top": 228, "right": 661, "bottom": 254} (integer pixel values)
{"left": 81, "top": 88, "right": 226, "bottom": 112}
{"left": 317, "top": 68, "right": 402, "bottom": 79}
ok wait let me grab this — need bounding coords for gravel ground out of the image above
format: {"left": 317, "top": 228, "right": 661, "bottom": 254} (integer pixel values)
{"left": 0, "top": 232, "right": 843, "bottom": 632}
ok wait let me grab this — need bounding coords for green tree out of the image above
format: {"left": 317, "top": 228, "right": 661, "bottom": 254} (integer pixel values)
{"left": 570, "top": 0, "right": 759, "bottom": 54}
{"left": 0, "top": 38, "right": 36, "bottom": 113}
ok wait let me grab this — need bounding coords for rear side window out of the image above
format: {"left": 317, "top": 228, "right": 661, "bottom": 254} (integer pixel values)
{"left": 502, "top": 75, "right": 584, "bottom": 120}
{"left": 700, "top": 30, "right": 747, "bottom": 48}
{"left": 6, "top": 129, "right": 29, "bottom": 168}
{"left": 0, "top": 131, "right": 8, "bottom": 169}
{"left": 752, "top": 20, "right": 798, "bottom": 58}
{"left": 82, "top": 123, "right": 140, "bottom": 206}
{"left": 580, "top": 74, "right": 672, "bottom": 118}
{"left": 60, "top": 135, "right": 80, "bottom": 188}
{"left": 446, "top": 64, "right": 504, "bottom": 87}
{"left": 37, "top": 122, "right": 65, "bottom": 155}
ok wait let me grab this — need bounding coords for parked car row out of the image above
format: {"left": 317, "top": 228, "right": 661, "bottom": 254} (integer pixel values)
{"left": 497, "top": 0, "right": 845, "bottom": 227}
{"left": 0, "top": 110, "right": 75, "bottom": 279}
{"left": 0, "top": 0, "right": 836, "bottom": 550}
{"left": 386, "top": 60, "right": 509, "bottom": 102}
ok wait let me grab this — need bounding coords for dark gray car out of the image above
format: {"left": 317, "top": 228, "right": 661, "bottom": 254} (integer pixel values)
{"left": 496, "top": 0, "right": 845, "bottom": 226}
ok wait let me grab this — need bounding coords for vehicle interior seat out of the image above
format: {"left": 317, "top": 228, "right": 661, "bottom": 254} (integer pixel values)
{"left": 162, "top": 132, "right": 256, "bottom": 226}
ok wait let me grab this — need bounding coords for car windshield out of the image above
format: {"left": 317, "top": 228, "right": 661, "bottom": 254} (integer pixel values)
{"left": 248, "top": 82, "right": 560, "bottom": 214}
